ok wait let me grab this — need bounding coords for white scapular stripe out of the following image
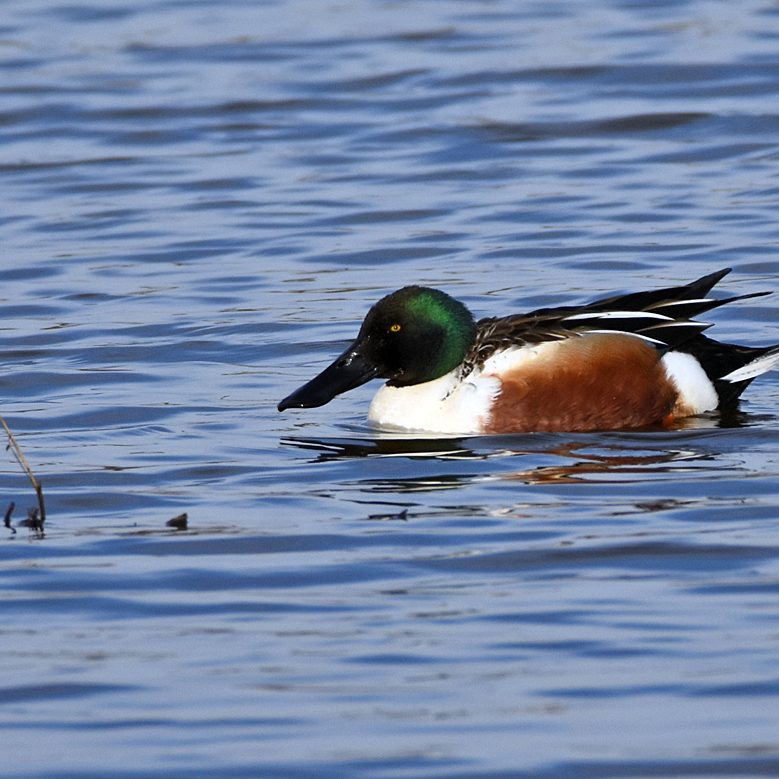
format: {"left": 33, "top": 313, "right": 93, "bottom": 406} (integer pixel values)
{"left": 564, "top": 310, "right": 674, "bottom": 321}
{"left": 648, "top": 297, "right": 713, "bottom": 308}
{"left": 644, "top": 320, "right": 707, "bottom": 329}
{"left": 583, "top": 329, "right": 666, "bottom": 345}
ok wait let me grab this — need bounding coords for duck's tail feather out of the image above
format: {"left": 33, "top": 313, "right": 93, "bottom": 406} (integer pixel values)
{"left": 683, "top": 336, "right": 779, "bottom": 406}
{"left": 587, "top": 267, "right": 734, "bottom": 313}
{"left": 721, "top": 345, "right": 779, "bottom": 383}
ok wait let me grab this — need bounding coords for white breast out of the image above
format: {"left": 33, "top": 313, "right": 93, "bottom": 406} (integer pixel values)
{"left": 367, "top": 369, "right": 501, "bottom": 434}
{"left": 367, "top": 344, "right": 561, "bottom": 434}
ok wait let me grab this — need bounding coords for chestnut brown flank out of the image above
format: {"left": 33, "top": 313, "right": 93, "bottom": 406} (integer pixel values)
{"left": 484, "top": 334, "right": 679, "bottom": 433}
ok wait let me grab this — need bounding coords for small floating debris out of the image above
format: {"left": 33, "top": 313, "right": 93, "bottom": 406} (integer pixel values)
{"left": 4, "top": 501, "right": 16, "bottom": 535}
{"left": 166, "top": 512, "right": 188, "bottom": 531}
{"left": 19, "top": 507, "right": 44, "bottom": 535}
{"left": 367, "top": 508, "right": 409, "bottom": 521}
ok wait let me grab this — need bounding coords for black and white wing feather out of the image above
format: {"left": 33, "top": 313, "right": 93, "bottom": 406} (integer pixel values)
{"left": 462, "top": 268, "right": 770, "bottom": 380}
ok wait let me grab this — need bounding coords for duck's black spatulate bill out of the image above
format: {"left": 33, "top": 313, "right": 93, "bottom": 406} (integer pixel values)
{"left": 278, "top": 340, "right": 380, "bottom": 411}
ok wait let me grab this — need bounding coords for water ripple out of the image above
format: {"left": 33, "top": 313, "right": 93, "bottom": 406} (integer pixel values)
{"left": 2, "top": 0, "right": 779, "bottom": 776}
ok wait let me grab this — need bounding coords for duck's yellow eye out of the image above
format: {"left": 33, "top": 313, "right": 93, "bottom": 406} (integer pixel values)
{"left": 389, "top": 323, "right": 401, "bottom": 333}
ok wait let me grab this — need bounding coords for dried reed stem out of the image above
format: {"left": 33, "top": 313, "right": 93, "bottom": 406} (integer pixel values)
{"left": 1, "top": 415, "right": 45, "bottom": 524}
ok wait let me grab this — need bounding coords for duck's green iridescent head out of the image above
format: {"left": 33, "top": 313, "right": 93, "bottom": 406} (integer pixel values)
{"left": 278, "top": 286, "right": 477, "bottom": 410}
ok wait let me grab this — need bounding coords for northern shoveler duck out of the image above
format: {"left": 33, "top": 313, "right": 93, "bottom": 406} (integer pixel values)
{"left": 278, "top": 268, "right": 779, "bottom": 434}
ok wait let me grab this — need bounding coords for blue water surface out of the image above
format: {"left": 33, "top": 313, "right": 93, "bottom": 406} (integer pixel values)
{"left": 2, "top": 0, "right": 779, "bottom": 776}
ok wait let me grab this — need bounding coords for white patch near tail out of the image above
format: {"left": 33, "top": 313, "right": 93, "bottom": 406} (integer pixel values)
{"left": 721, "top": 347, "right": 779, "bottom": 383}
{"left": 661, "top": 351, "right": 718, "bottom": 415}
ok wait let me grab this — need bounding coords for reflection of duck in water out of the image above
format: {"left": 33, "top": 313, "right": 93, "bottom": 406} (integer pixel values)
{"left": 281, "top": 435, "right": 701, "bottom": 491}
{"left": 279, "top": 269, "right": 779, "bottom": 434}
